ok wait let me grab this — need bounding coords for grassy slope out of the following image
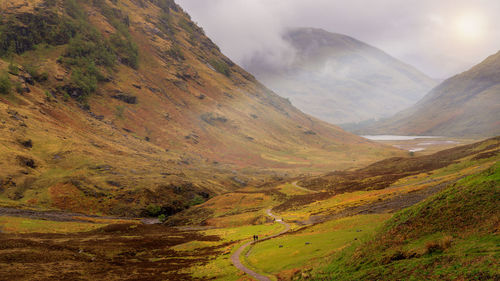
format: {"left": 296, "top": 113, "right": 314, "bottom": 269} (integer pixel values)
{"left": 309, "top": 162, "right": 500, "bottom": 281}
{"left": 0, "top": 0, "right": 400, "bottom": 216}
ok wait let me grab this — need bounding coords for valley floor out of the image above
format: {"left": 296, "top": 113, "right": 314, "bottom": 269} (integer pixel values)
{"left": 0, "top": 137, "right": 498, "bottom": 281}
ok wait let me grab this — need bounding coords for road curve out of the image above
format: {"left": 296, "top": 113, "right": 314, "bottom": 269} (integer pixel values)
{"left": 230, "top": 209, "right": 291, "bottom": 281}
{"left": 292, "top": 181, "right": 318, "bottom": 193}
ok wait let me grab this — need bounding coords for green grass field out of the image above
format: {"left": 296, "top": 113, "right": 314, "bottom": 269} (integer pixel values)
{"left": 245, "top": 214, "right": 391, "bottom": 275}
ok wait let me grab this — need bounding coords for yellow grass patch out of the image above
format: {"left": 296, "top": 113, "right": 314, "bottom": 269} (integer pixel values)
{"left": 0, "top": 216, "right": 105, "bottom": 233}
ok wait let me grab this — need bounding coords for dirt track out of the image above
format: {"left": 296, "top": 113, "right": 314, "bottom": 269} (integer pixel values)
{"left": 230, "top": 209, "right": 291, "bottom": 281}
{"left": 292, "top": 181, "right": 318, "bottom": 193}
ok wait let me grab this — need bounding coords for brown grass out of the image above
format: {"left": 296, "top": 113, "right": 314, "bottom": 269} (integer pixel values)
{"left": 425, "top": 236, "right": 453, "bottom": 254}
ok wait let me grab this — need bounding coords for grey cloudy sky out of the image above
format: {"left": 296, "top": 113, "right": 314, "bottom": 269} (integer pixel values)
{"left": 176, "top": 0, "right": 500, "bottom": 79}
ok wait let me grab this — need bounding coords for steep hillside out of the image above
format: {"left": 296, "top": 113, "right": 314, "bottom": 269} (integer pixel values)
{"left": 356, "top": 51, "right": 500, "bottom": 137}
{"left": 309, "top": 161, "right": 499, "bottom": 280}
{"left": 0, "top": 0, "right": 399, "bottom": 216}
{"left": 244, "top": 27, "right": 437, "bottom": 124}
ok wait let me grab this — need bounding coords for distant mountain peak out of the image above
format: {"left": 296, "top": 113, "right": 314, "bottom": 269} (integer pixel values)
{"left": 355, "top": 50, "right": 500, "bottom": 137}
{"left": 244, "top": 27, "right": 437, "bottom": 124}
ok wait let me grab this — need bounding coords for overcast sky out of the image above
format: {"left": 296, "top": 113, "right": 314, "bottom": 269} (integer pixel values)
{"left": 176, "top": 0, "right": 500, "bottom": 79}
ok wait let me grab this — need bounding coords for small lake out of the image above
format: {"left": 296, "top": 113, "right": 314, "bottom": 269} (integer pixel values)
{"left": 361, "top": 135, "right": 462, "bottom": 153}
{"left": 362, "top": 135, "right": 441, "bottom": 141}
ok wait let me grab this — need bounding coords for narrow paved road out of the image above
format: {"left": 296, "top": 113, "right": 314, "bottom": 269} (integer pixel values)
{"left": 230, "top": 208, "right": 291, "bottom": 281}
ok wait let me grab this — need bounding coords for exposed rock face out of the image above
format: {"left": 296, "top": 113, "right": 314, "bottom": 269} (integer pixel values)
{"left": 111, "top": 93, "right": 138, "bottom": 104}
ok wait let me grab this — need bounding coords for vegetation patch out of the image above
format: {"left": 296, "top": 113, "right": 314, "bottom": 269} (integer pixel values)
{"left": 165, "top": 43, "right": 185, "bottom": 61}
{"left": 209, "top": 58, "right": 231, "bottom": 77}
{"left": 0, "top": 10, "right": 75, "bottom": 56}
{"left": 0, "top": 71, "right": 11, "bottom": 94}
{"left": 0, "top": 0, "right": 140, "bottom": 101}
{"left": 21, "top": 63, "right": 48, "bottom": 82}
{"left": 111, "top": 93, "right": 137, "bottom": 104}
{"left": 92, "top": 0, "right": 138, "bottom": 68}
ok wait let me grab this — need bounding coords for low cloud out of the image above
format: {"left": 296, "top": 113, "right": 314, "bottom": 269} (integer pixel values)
{"left": 177, "top": 0, "right": 500, "bottom": 79}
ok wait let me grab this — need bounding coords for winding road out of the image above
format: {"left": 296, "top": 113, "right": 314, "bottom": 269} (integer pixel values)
{"left": 230, "top": 208, "right": 291, "bottom": 281}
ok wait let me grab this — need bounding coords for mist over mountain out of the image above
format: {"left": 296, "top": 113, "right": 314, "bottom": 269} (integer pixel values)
{"left": 356, "top": 50, "right": 500, "bottom": 137}
{"left": 243, "top": 27, "right": 437, "bottom": 125}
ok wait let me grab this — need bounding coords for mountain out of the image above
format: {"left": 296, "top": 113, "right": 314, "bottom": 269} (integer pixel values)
{"left": 353, "top": 51, "right": 500, "bottom": 137}
{"left": 0, "top": 0, "right": 399, "bottom": 216}
{"left": 244, "top": 27, "right": 437, "bottom": 125}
